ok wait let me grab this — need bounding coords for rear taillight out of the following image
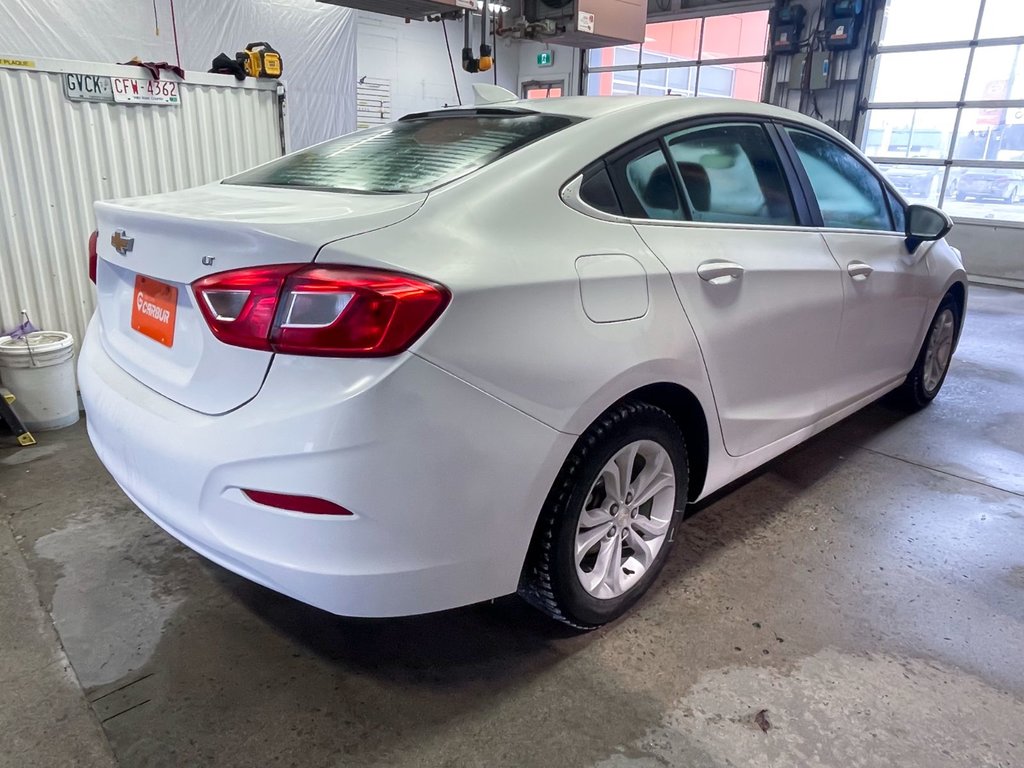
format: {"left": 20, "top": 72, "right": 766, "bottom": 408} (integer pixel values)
{"left": 88, "top": 230, "right": 98, "bottom": 283}
{"left": 192, "top": 264, "right": 450, "bottom": 357}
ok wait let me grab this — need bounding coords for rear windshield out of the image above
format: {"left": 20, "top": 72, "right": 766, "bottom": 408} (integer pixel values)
{"left": 225, "top": 112, "right": 576, "bottom": 194}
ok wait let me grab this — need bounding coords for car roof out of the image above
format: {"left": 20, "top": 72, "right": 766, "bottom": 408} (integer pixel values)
{"left": 530, "top": 95, "right": 818, "bottom": 124}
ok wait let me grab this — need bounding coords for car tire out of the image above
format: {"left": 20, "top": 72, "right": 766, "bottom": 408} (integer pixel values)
{"left": 955, "top": 192, "right": 967, "bottom": 201}
{"left": 893, "top": 293, "right": 961, "bottom": 411}
{"left": 519, "top": 401, "right": 688, "bottom": 629}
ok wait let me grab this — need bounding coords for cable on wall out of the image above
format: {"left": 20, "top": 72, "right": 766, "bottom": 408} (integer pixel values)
{"left": 442, "top": 19, "right": 463, "bottom": 106}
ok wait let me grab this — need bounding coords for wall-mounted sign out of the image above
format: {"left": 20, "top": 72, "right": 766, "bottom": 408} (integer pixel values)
{"left": 537, "top": 50, "right": 554, "bottom": 68}
{"left": 111, "top": 77, "right": 180, "bottom": 106}
{"left": 63, "top": 73, "right": 113, "bottom": 103}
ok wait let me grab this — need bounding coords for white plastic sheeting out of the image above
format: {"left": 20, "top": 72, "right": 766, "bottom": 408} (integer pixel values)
{"left": 0, "top": 0, "right": 357, "bottom": 149}
{"left": 0, "top": 58, "right": 283, "bottom": 348}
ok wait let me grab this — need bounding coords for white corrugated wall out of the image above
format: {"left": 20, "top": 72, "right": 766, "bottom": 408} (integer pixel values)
{"left": 0, "top": 58, "right": 285, "bottom": 349}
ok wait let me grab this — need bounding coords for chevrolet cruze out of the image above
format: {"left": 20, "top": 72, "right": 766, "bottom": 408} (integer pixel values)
{"left": 80, "top": 95, "right": 966, "bottom": 628}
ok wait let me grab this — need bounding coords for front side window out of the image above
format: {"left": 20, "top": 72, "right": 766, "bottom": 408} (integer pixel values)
{"left": 226, "top": 113, "right": 575, "bottom": 194}
{"left": 665, "top": 123, "right": 796, "bottom": 226}
{"left": 787, "top": 128, "right": 893, "bottom": 231}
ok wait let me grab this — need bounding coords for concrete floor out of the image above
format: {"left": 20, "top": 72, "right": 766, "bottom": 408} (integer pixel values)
{"left": 2, "top": 285, "right": 1022, "bottom": 768}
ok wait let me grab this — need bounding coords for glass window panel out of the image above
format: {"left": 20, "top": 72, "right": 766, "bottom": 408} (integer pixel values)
{"left": 586, "top": 72, "right": 613, "bottom": 96}
{"left": 624, "top": 147, "right": 683, "bottom": 220}
{"left": 610, "top": 70, "right": 639, "bottom": 95}
{"left": 956, "top": 108, "right": 1024, "bottom": 161}
{"left": 697, "top": 62, "right": 763, "bottom": 100}
{"left": 787, "top": 128, "right": 894, "bottom": 231}
{"left": 979, "top": 0, "right": 1024, "bottom": 40}
{"left": 871, "top": 50, "right": 970, "bottom": 102}
{"left": 886, "top": 187, "right": 908, "bottom": 233}
{"left": 643, "top": 18, "right": 701, "bottom": 64}
{"left": 877, "top": 162, "right": 944, "bottom": 205}
{"left": 612, "top": 47, "right": 640, "bottom": 67}
{"left": 700, "top": 11, "right": 770, "bottom": 60}
{"left": 227, "top": 114, "right": 575, "bottom": 194}
{"left": 667, "top": 66, "right": 695, "bottom": 96}
{"left": 588, "top": 48, "right": 614, "bottom": 69}
{"left": 665, "top": 123, "right": 796, "bottom": 225}
{"left": 861, "top": 109, "right": 957, "bottom": 160}
{"left": 697, "top": 65, "right": 737, "bottom": 98}
{"left": 879, "top": 0, "right": 981, "bottom": 46}
{"left": 945, "top": 165, "right": 1024, "bottom": 222}
{"left": 965, "top": 44, "right": 1024, "bottom": 102}
{"left": 640, "top": 67, "right": 667, "bottom": 88}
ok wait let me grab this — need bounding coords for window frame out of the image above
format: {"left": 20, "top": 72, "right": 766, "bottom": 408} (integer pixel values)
{"left": 775, "top": 121, "right": 906, "bottom": 235}
{"left": 562, "top": 115, "right": 817, "bottom": 229}
{"left": 582, "top": 9, "right": 771, "bottom": 102}
{"left": 857, "top": 0, "right": 1024, "bottom": 227}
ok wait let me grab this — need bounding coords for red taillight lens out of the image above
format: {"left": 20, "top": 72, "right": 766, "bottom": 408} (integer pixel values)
{"left": 243, "top": 489, "right": 353, "bottom": 516}
{"left": 192, "top": 264, "right": 450, "bottom": 357}
{"left": 88, "top": 230, "right": 98, "bottom": 283}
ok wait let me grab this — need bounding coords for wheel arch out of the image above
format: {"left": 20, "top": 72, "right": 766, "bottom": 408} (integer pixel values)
{"left": 615, "top": 382, "right": 710, "bottom": 503}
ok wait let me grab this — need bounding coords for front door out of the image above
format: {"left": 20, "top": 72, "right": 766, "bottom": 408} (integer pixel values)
{"left": 781, "top": 126, "right": 932, "bottom": 409}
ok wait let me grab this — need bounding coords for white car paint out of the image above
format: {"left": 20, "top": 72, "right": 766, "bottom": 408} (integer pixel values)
{"left": 80, "top": 97, "right": 967, "bottom": 617}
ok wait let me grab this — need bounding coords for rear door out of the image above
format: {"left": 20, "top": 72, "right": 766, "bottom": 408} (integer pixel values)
{"left": 618, "top": 121, "right": 845, "bottom": 457}
{"left": 779, "top": 125, "right": 932, "bottom": 409}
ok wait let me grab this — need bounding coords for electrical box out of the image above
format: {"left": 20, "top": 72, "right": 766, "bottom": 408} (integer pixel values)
{"left": 771, "top": 4, "right": 806, "bottom": 55}
{"left": 810, "top": 51, "right": 831, "bottom": 90}
{"left": 316, "top": 0, "right": 478, "bottom": 20}
{"left": 824, "top": 0, "right": 864, "bottom": 50}
{"left": 524, "top": 0, "right": 647, "bottom": 48}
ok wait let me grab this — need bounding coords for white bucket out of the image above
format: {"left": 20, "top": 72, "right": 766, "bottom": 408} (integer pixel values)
{"left": 0, "top": 331, "right": 79, "bottom": 431}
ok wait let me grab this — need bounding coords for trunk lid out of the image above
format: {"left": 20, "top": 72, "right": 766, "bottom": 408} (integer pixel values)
{"left": 93, "top": 183, "right": 424, "bottom": 414}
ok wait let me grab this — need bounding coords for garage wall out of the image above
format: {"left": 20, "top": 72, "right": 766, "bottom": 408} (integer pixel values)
{"left": 518, "top": 41, "right": 580, "bottom": 99}
{"left": 0, "top": 0, "right": 357, "bottom": 149}
{"left": 356, "top": 11, "right": 520, "bottom": 119}
{"left": 0, "top": 60, "right": 283, "bottom": 346}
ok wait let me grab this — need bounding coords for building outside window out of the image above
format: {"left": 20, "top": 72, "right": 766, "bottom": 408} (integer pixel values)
{"left": 862, "top": 0, "right": 1024, "bottom": 223}
{"left": 584, "top": 10, "right": 770, "bottom": 102}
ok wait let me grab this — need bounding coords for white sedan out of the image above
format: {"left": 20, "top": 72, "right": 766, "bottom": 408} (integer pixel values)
{"left": 80, "top": 95, "right": 966, "bottom": 628}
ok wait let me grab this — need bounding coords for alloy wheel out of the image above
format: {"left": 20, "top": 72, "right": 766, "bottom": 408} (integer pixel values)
{"left": 923, "top": 308, "right": 956, "bottom": 394}
{"left": 574, "top": 440, "right": 675, "bottom": 599}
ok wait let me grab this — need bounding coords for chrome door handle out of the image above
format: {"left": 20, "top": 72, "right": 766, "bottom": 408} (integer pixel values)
{"left": 697, "top": 261, "right": 745, "bottom": 285}
{"left": 848, "top": 261, "right": 874, "bottom": 280}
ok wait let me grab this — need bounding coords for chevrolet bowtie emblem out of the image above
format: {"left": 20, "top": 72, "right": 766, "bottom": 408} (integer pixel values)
{"left": 111, "top": 229, "right": 134, "bottom": 256}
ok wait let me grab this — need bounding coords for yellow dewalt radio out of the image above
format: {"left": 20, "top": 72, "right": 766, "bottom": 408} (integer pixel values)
{"left": 238, "top": 42, "right": 282, "bottom": 79}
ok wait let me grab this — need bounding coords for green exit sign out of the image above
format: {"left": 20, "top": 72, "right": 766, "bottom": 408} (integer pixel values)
{"left": 537, "top": 50, "right": 554, "bottom": 68}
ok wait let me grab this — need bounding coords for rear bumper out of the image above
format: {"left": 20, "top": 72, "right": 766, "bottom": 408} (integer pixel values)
{"left": 79, "top": 317, "right": 572, "bottom": 617}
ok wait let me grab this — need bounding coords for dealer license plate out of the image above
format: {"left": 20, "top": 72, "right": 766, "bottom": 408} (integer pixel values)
{"left": 131, "top": 275, "right": 178, "bottom": 347}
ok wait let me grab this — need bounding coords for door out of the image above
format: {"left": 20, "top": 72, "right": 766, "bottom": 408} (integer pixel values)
{"left": 781, "top": 126, "right": 932, "bottom": 409}
{"left": 616, "top": 122, "right": 845, "bottom": 457}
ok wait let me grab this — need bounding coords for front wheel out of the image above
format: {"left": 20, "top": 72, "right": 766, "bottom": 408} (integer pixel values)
{"left": 519, "top": 401, "right": 687, "bottom": 629}
{"left": 893, "top": 294, "right": 961, "bottom": 411}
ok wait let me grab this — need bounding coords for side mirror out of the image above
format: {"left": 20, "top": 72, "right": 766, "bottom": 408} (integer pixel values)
{"left": 905, "top": 204, "right": 953, "bottom": 254}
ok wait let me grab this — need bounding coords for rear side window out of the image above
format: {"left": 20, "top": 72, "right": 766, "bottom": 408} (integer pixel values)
{"left": 226, "top": 113, "right": 575, "bottom": 194}
{"left": 579, "top": 165, "right": 622, "bottom": 215}
{"left": 786, "top": 128, "right": 894, "bottom": 231}
{"left": 665, "top": 123, "right": 796, "bottom": 226}
{"left": 622, "top": 146, "right": 683, "bottom": 221}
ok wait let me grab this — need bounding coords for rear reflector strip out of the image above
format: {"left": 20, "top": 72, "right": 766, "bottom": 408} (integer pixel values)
{"left": 243, "top": 489, "right": 353, "bottom": 516}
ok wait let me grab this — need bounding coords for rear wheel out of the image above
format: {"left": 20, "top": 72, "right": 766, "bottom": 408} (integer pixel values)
{"left": 519, "top": 401, "right": 687, "bottom": 629}
{"left": 893, "top": 294, "right": 961, "bottom": 411}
